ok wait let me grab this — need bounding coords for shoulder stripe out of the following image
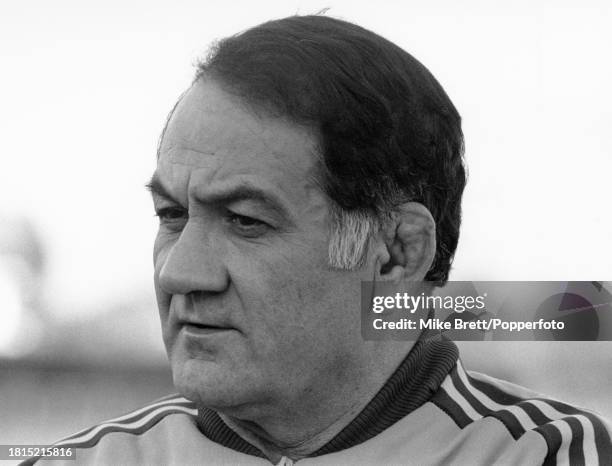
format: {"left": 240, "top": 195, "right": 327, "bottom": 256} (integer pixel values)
{"left": 431, "top": 385, "right": 472, "bottom": 428}
{"left": 57, "top": 394, "right": 192, "bottom": 444}
{"left": 55, "top": 404, "right": 197, "bottom": 449}
{"left": 457, "top": 362, "right": 540, "bottom": 431}
{"left": 440, "top": 371, "right": 480, "bottom": 420}
{"left": 548, "top": 419, "right": 574, "bottom": 466}
{"left": 565, "top": 416, "right": 585, "bottom": 466}
{"left": 577, "top": 414, "right": 600, "bottom": 466}
{"left": 530, "top": 402, "right": 585, "bottom": 463}
{"left": 451, "top": 364, "right": 527, "bottom": 439}
{"left": 533, "top": 422, "right": 563, "bottom": 466}
{"left": 462, "top": 365, "right": 611, "bottom": 464}
{"left": 530, "top": 399, "right": 610, "bottom": 465}
{"left": 520, "top": 400, "right": 551, "bottom": 426}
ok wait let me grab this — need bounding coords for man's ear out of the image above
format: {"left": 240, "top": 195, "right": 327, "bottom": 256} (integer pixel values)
{"left": 374, "top": 203, "right": 436, "bottom": 283}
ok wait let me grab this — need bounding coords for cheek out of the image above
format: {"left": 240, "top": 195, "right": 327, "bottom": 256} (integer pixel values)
{"left": 250, "top": 269, "right": 363, "bottom": 381}
{"left": 238, "top": 258, "right": 352, "bottom": 341}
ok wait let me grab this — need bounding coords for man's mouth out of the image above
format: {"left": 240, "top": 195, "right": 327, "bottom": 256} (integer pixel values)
{"left": 181, "top": 322, "right": 234, "bottom": 335}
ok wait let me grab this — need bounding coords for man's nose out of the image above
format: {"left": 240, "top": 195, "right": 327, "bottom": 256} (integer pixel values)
{"left": 157, "top": 221, "right": 229, "bottom": 295}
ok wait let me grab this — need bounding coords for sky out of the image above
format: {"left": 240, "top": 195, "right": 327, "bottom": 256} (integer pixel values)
{"left": 1, "top": 0, "right": 611, "bottom": 319}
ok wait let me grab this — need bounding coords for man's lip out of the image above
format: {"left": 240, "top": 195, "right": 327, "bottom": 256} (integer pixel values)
{"left": 179, "top": 321, "right": 235, "bottom": 332}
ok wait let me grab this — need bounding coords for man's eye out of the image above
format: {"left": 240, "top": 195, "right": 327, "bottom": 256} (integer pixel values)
{"left": 155, "top": 207, "right": 187, "bottom": 221}
{"left": 227, "top": 212, "right": 269, "bottom": 236}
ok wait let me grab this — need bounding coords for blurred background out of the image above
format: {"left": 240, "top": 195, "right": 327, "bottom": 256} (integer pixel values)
{"left": 1, "top": 0, "right": 611, "bottom": 446}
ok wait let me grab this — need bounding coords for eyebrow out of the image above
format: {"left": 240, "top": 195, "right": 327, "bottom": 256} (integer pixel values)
{"left": 146, "top": 173, "right": 292, "bottom": 221}
{"left": 146, "top": 173, "right": 181, "bottom": 205}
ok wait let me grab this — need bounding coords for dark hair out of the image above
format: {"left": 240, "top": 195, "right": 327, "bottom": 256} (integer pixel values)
{"left": 196, "top": 15, "right": 466, "bottom": 283}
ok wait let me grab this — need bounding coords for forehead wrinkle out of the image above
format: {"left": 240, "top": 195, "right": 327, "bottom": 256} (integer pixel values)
{"left": 162, "top": 146, "right": 220, "bottom": 169}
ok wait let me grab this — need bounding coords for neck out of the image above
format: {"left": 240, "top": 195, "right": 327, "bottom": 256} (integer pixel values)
{"left": 219, "top": 399, "right": 364, "bottom": 463}
{"left": 213, "top": 342, "right": 414, "bottom": 462}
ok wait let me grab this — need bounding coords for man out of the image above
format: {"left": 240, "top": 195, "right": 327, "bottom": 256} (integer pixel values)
{"left": 26, "top": 15, "right": 610, "bottom": 465}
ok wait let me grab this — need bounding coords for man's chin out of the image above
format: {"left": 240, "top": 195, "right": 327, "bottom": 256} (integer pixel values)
{"left": 171, "top": 357, "right": 245, "bottom": 409}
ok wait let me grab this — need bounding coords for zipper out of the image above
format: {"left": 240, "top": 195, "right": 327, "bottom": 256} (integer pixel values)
{"left": 276, "top": 456, "right": 295, "bottom": 466}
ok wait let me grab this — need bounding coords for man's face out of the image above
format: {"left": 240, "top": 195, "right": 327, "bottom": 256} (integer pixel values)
{"left": 151, "top": 79, "right": 374, "bottom": 413}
